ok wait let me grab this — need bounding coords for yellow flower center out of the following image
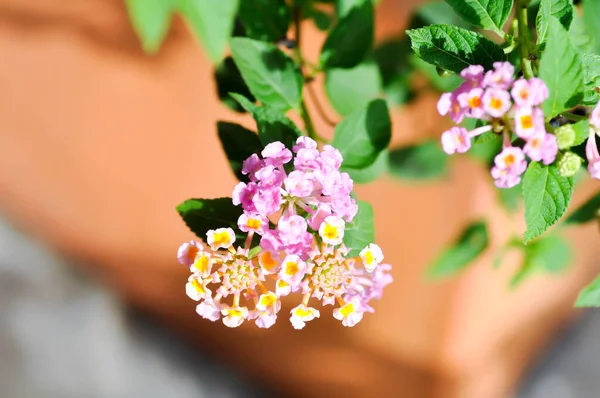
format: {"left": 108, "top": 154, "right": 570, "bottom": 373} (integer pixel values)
{"left": 365, "top": 251, "right": 374, "bottom": 265}
{"left": 504, "top": 154, "right": 515, "bottom": 167}
{"left": 295, "top": 307, "right": 313, "bottom": 317}
{"left": 285, "top": 261, "right": 299, "bottom": 275}
{"left": 520, "top": 115, "right": 533, "bottom": 129}
{"left": 247, "top": 218, "right": 261, "bottom": 230}
{"left": 340, "top": 303, "right": 355, "bottom": 317}
{"left": 193, "top": 255, "right": 210, "bottom": 273}
{"left": 323, "top": 224, "right": 338, "bottom": 240}
{"left": 259, "top": 293, "right": 277, "bottom": 308}
{"left": 213, "top": 231, "right": 231, "bottom": 246}
{"left": 227, "top": 309, "right": 243, "bottom": 317}
{"left": 490, "top": 97, "right": 503, "bottom": 110}
{"left": 191, "top": 279, "right": 205, "bottom": 293}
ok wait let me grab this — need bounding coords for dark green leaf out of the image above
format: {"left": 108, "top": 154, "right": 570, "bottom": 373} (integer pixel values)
{"left": 522, "top": 162, "right": 574, "bottom": 244}
{"left": 575, "top": 274, "right": 600, "bottom": 308}
{"left": 581, "top": 53, "right": 600, "bottom": 106}
{"left": 406, "top": 24, "right": 506, "bottom": 74}
{"left": 343, "top": 200, "right": 375, "bottom": 257}
{"left": 325, "top": 62, "right": 382, "bottom": 116}
{"left": 565, "top": 191, "right": 600, "bottom": 224}
{"left": 340, "top": 150, "right": 388, "bottom": 184}
{"left": 230, "top": 93, "right": 301, "bottom": 150}
{"left": 178, "top": 0, "right": 238, "bottom": 62}
{"left": 539, "top": 17, "right": 583, "bottom": 118}
{"left": 332, "top": 99, "right": 391, "bottom": 169}
{"left": 443, "top": 0, "right": 513, "bottom": 36}
{"left": 388, "top": 140, "right": 448, "bottom": 180}
{"left": 321, "top": 0, "right": 374, "bottom": 69}
{"left": 125, "top": 0, "right": 174, "bottom": 53}
{"left": 238, "top": 0, "right": 291, "bottom": 42}
{"left": 177, "top": 198, "right": 244, "bottom": 240}
{"left": 309, "top": 9, "right": 333, "bottom": 31}
{"left": 428, "top": 221, "right": 489, "bottom": 278}
{"left": 230, "top": 37, "right": 303, "bottom": 111}
{"left": 214, "top": 57, "right": 255, "bottom": 113}
{"left": 216, "top": 122, "right": 263, "bottom": 182}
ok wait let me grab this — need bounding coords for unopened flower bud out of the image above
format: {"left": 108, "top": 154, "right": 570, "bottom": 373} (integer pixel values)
{"left": 557, "top": 151, "right": 582, "bottom": 177}
{"left": 555, "top": 124, "right": 576, "bottom": 150}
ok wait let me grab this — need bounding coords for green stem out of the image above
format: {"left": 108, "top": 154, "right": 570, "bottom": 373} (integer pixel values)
{"left": 516, "top": 0, "right": 534, "bottom": 79}
{"left": 292, "top": 1, "right": 328, "bottom": 143}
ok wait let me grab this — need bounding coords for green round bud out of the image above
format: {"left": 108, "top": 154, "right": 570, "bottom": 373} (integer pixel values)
{"left": 555, "top": 124, "right": 576, "bottom": 150}
{"left": 558, "top": 151, "right": 582, "bottom": 177}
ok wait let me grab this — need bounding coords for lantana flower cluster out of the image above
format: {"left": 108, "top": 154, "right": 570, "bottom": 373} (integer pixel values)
{"left": 438, "top": 62, "right": 558, "bottom": 188}
{"left": 177, "top": 137, "right": 392, "bottom": 329}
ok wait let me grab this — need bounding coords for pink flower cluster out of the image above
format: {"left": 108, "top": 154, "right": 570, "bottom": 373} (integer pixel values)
{"left": 586, "top": 102, "right": 600, "bottom": 180}
{"left": 177, "top": 137, "right": 392, "bottom": 329}
{"left": 438, "top": 62, "right": 558, "bottom": 188}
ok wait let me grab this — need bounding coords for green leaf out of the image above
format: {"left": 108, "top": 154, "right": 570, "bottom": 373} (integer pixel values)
{"left": 343, "top": 200, "right": 375, "bottom": 257}
{"left": 388, "top": 140, "right": 448, "bottom": 180}
{"left": 409, "top": 55, "right": 462, "bottom": 92}
{"left": 522, "top": 162, "right": 574, "bottom": 244}
{"left": 498, "top": 183, "right": 522, "bottom": 212}
{"left": 125, "top": 0, "right": 174, "bottom": 53}
{"left": 325, "top": 62, "right": 382, "bottom": 116}
{"left": 340, "top": 150, "right": 388, "bottom": 184}
{"left": 510, "top": 234, "right": 572, "bottom": 287}
{"left": 178, "top": 0, "right": 238, "bottom": 63}
{"left": 216, "top": 122, "right": 263, "bottom": 182}
{"left": 321, "top": 0, "right": 374, "bottom": 69}
{"left": 406, "top": 25, "right": 506, "bottom": 74}
{"left": 536, "top": 0, "right": 574, "bottom": 45}
{"left": 230, "top": 93, "right": 301, "bottom": 150}
{"left": 581, "top": 53, "right": 600, "bottom": 106}
{"left": 372, "top": 39, "right": 414, "bottom": 104}
{"left": 443, "top": 0, "right": 513, "bottom": 36}
{"left": 428, "top": 221, "right": 488, "bottom": 278}
{"left": 575, "top": 274, "right": 600, "bottom": 308}
{"left": 583, "top": 0, "right": 600, "bottom": 54}
{"left": 238, "top": 0, "right": 291, "bottom": 42}
{"left": 177, "top": 198, "right": 244, "bottom": 240}
{"left": 214, "top": 57, "right": 256, "bottom": 113}
{"left": 572, "top": 120, "right": 590, "bottom": 146}
{"left": 569, "top": 12, "right": 595, "bottom": 53}
{"left": 539, "top": 17, "right": 583, "bottom": 118}
{"left": 565, "top": 191, "right": 600, "bottom": 225}
{"left": 230, "top": 37, "right": 303, "bottom": 112}
{"left": 332, "top": 99, "right": 391, "bottom": 169}
{"left": 409, "top": 1, "right": 467, "bottom": 28}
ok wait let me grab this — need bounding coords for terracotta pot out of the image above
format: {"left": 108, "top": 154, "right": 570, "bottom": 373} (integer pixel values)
{"left": 0, "top": 1, "right": 597, "bottom": 397}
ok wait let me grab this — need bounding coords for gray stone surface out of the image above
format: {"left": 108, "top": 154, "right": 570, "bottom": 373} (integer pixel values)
{"left": 0, "top": 216, "right": 260, "bottom": 398}
{"left": 0, "top": 214, "right": 598, "bottom": 398}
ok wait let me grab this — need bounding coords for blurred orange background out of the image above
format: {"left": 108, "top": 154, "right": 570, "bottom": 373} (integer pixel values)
{"left": 0, "top": 1, "right": 598, "bottom": 397}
